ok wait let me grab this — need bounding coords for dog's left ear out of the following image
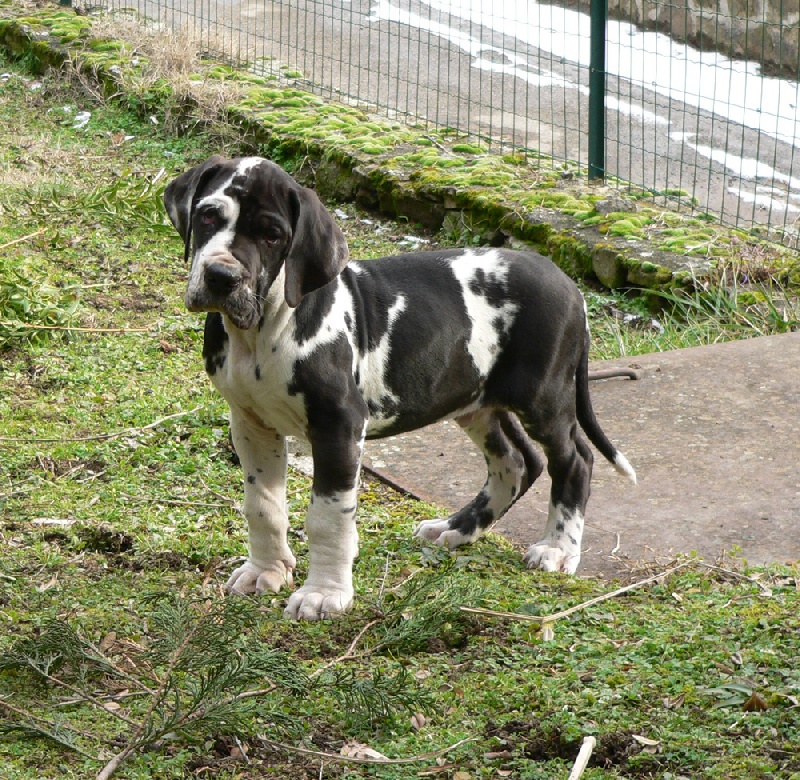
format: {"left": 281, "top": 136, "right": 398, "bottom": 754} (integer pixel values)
{"left": 284, "top": 186, "right": 349, "bottom": 308}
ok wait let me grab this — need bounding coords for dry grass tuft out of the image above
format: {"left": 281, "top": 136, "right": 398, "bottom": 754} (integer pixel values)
{"left": 70, "top": 16, "right": 248, "bottom": 131}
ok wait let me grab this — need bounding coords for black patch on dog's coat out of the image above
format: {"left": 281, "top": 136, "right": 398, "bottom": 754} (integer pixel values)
{"left": 203, "top": 313, "right": 228, "bottom": 376}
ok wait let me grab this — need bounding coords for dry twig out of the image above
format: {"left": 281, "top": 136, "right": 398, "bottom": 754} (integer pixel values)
{"left": 0, "top": 229, "right": 46, "bottom": 251}
{"left": 461, "top": 561, "right": 693, "bottom": 625}
{"left": 258, "top": 735, "right": 476, "bottom": 765}
{"left": 0, "top": 406, "right": 202, "bottom": 444}
{"left": 568, "top": 736, "right": 596, "bottom": 780}
{"left": 0, "top": 322, "right": 150, "bottom": 333}
{"left": 309, "top": 619, "right": 380, "bottom": 680}
{"left": 696, "top": 561, "right": 774, "bottom": 596}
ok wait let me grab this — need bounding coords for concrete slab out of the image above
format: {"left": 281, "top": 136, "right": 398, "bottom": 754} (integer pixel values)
{"left": 363, "top": 332, "right": 800, "bottom": 578}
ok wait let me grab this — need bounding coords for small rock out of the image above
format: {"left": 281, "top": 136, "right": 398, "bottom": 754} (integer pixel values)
{"left": 595, "top": 196, "right": 637, "bottom": 215}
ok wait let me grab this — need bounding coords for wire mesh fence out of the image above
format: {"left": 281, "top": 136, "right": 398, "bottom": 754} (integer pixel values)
{"left": 96, "top": 0, "right": 800, "bottom": 246}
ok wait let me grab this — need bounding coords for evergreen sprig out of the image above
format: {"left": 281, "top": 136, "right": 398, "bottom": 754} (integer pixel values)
{"left": 0, "top": 591, "right": 435, "bottom": 778}
{"left": 370, "top": 561, "right": 486, "bottom": 653}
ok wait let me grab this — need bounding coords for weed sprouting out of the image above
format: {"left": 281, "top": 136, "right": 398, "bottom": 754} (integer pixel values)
{"left": 585, "top": 270, "right": 798, "bottom": 359}
{"left": 0, "top": 254, "right": 83, "bottom": 350}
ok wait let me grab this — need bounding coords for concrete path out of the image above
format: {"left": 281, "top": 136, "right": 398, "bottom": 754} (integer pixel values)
{"left": 363, "top": 332, "right": 800, "bottom": 578}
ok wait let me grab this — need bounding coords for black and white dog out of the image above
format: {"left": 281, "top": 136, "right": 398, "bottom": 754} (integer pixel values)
{"left": 164, "top": 156, "right": 636, "bottom": 620}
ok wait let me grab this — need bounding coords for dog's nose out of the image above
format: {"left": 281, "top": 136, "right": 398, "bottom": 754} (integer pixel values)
{"left": 205, "top": 262, "right": 242, "bottom": 295}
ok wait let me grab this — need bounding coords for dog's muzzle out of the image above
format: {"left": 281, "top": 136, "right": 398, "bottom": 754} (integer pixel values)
{"left": 185, "top": 254, "right": 259, "bottom": 329}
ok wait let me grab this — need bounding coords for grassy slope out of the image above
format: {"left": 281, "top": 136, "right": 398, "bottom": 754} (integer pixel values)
{"left": 1, "top": 57, "right": 799, "bottom": 780}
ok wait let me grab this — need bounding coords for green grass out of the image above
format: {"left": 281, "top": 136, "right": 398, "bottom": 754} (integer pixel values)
{"left": 1, "top": 55, "right": 799, "bottom": 780}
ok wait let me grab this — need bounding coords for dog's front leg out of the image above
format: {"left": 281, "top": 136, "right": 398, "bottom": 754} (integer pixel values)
{"left": 225, "top": 409, "right": 296, "bottom": 596}
{"left": 284, "top": 413, "right": 366, "bottom": 620}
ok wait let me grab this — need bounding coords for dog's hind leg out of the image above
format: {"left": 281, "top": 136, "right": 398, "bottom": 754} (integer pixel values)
{"left": 413, "top": 409, "right": 544, "bottom": 549}
{"left": 521, "top": 409, "right": 594, "bottom": 575}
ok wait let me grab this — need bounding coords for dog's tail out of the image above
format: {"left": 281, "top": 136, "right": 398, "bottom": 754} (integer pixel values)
{"left": 576, "top": 335, "right": 637, "bottom": 485}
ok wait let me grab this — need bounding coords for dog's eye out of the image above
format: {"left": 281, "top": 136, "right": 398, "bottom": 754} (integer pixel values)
{"left": 263, "top": 229, "right": 281, "bottom": 246}
{"left": 199, "top": 211, "right": 219, "bottom": 227}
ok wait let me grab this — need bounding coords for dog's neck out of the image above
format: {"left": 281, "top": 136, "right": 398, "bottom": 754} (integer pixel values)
{"left": 221, "top": 315, "right": 260, "bottom": 355}
{"left": 223, "top": 265, "right": 294, "bottom": 355}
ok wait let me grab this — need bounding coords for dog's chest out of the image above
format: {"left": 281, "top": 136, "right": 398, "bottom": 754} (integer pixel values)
{"left": 210, "top": 331, "right": 309, "bottom": 438}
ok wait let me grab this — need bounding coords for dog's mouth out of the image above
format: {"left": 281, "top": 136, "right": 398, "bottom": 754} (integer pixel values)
{"left": 185, "top": 256, "right": 261, "bottom": 330}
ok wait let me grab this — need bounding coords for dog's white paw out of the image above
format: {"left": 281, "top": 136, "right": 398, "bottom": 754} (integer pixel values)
{"left": 284, "top": 585, "right": 354, "bottom": 620}
{"left": 413, "top": 519, "right": 472, "bottom": 549}
{"left": 523, "top": 542, "right": 580, "bottom": 574}
{"left": 226, "top": 559, "right": 295, "bottom": 595}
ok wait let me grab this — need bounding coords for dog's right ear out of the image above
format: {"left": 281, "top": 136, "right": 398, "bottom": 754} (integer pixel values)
{"left": 164, "top": 155, "right": 227, "bottom": 261}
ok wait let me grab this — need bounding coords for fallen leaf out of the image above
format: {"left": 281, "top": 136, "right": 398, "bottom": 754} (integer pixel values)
{"left": 743, "top": 692, "right": 769, "bottom": 712}
{"left": 36, "top": 574, "right": 59, "bottom": 592}
{"left": 632, "top": 734, "right": 661, "bottom": 754}
{"left": 663, "top": 692, "right": 685, "bottom": 709}
{"left": 340, "top": 742, "right": 388, "bottom": 761}
{"left": 99, "top": 631, "right": 117, "bottom": 652}
{"left": 229, "top": 744, "right": 247, "bottom": 760}
{"left": 453, "top": 772, "right": 471, "bottom": 780}
{"left": 410, "top": 713, "right": 427, "bottom": 730}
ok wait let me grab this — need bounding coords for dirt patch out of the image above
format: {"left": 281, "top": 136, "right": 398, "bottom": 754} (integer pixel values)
{"left": 186, "top": 736, "right": 347, "bottom": 779}
{"left": 488, "top": 719, "right": 645, "bottom": 770}
{"left": 15, "top": 455, "right": 107, "bottom": 480}
{"left": 87, "top": 290, "right": 166, "bottom": 313}
{"left": 76, "top": 523, "right": 134, "bottom": 554}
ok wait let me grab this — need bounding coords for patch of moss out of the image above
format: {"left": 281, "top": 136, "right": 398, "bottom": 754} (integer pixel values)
{"left": 451, "top": 143, "right": 487, "bottom": 154}
{"left": 737, "top": 290, "right": 768, "bottom": 306}
{"left": 87, "top": 38, "right": 122, "bottom": 53}
{"left": 625, "top": 257, "right": 674, "bottom": 287}
{"left": 547, "top": 233, "right": 593, "bottom": 278}
{"left": 607, "top": 219, "right": 644, "bottom": 238}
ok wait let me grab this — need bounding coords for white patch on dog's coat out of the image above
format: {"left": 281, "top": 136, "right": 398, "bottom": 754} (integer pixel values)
{"left": 449, "top": 250, "right": 518, "bottom": 378}
{"left": 361, "top": 295, "right": 407, "bottom": 434}
{"left": 292, "top": 281, "right": 357, "bottom": 361}
{"left": 614, "top": 451, "right": 637, "bottom": 484}
{"left": 185, "top": 191, "right": 240, "bottom": 305}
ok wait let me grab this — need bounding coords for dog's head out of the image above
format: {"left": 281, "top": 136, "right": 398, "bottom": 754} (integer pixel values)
{"left": 163, "top": 156, "right": 349, "bottom": 328}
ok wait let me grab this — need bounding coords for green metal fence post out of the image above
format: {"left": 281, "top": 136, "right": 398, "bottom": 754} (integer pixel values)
{"left": 588, "top": 0, "right": 608, "bottom": 180}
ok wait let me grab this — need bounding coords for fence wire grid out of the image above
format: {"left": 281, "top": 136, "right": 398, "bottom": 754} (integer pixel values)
{"left": 101, "top": 0, "right": 799, "bottom": 247}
